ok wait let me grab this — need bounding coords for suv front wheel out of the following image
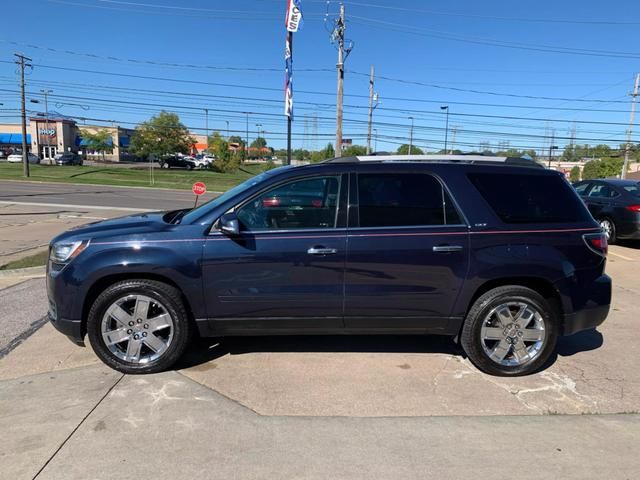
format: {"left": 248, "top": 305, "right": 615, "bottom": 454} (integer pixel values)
{"left": 87, "top": 279, "right": 192, "bottom": 374}
{"left": 461, "top": 286, "right": 558, "bottom": 376}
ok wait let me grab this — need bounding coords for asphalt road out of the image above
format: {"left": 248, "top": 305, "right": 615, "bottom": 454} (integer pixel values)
{"left": 0, "top": 180, "right": 218, "bottom": 211}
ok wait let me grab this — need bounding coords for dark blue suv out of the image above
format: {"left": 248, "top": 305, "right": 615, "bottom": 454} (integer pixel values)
{"left": 47, "top": 155, "right": 611, "bottom": 376}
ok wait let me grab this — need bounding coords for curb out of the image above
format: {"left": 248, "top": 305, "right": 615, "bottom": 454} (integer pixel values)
{"left": 0, "top": 265, "right": 46, "bottom": 277}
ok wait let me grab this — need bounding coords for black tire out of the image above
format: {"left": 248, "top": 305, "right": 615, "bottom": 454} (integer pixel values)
{"left": 87, "top": 279, "right": 192, "bottom": 374}
{"left": 460, "top": 286, "right": 558, "bottom": 376}
{"left": 599, "top": 217, "right": 617, "bottom": 244}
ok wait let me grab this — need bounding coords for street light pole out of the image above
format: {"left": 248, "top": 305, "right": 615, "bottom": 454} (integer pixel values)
{"left": 408, "top": 116, "right": 414, "bottom": 155}
{"left": 441, "top": 105, "right": 449, "bottom": 154}
{"left": 373, "top": 128, "right": 378, "bottom": 152}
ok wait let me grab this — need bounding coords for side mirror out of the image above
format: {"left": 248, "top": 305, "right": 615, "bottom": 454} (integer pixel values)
{"left": 218, "top": 213, "right": 240, "bottom": 236}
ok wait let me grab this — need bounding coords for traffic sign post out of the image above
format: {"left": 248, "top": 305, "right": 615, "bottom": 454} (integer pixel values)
{"left": 192, "top": 181, "right": 206, "bottom": 208}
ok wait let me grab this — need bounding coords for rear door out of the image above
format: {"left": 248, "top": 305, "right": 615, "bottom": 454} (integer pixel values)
{"left": 584, "top": 181, "right": 618, "bottom": 219}
{"left": 344, "top": 170, "right": 469, "bottom": 332}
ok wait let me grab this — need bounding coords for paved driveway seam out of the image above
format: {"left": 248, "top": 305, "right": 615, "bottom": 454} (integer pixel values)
{"left": 32, "top": 373, "right": 125, "bottom": 480}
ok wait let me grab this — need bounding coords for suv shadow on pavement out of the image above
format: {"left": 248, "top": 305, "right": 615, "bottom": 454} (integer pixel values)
{"left": 176, "top": 330, "right": 604, "bottom": 372}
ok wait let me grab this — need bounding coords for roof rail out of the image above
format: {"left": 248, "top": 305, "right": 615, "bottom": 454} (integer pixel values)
{"left": 325, "top": 154, "right": 544, "bottom": 168}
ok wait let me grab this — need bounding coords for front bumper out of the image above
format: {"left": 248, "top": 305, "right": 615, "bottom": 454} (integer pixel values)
{"left": 48, "top": 312, "right": 85, "bottom": 345}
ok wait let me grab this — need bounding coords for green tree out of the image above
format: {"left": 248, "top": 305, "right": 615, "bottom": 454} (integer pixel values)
{"left": 310, "top": 143, "right": 337, "bottom": 163}
{"left": 397, "top": 144, "right": 424, "bottom": 155}
{"left": 80, "top": 129, "right": 113, "bottom": 162}
{"left": 582, "top": 157, "right": 624, "bottom": 180}
{"left": 569, "top": 165, "right": 581, "bottom": 182}
{"left": 207, "top": 132, "right": 240, "bottom": 172}
{"left": 342, "top": 145, "right": 367, "bottom": 156}
{"left": 250, "top": 137, "right": 267, "bottom": 149}
{"left": 130, "top": 111, "right": 194, "bottom": 160}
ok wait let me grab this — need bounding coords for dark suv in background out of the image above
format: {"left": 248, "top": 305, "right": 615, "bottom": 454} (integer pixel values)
{"left": 573, "top": 179, "right": 640, "bottom": 243}
{"left": 47, "top": 155, "right": 611, "bottom": 376}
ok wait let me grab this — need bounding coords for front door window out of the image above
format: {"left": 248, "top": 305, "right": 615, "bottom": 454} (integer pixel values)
{"left": 236, "top": 176, "right": 341, "bottom": 231}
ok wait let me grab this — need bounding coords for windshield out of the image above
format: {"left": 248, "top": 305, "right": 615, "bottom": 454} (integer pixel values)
{"left": 623, "top": 184, "right": 640, "bottom": 198}
{"left": 179, "top": 167, "right": 291, "bottom": 224}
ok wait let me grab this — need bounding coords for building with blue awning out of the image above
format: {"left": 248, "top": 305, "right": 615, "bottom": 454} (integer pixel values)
{"left": 0, "top": 114, "right": 135, "bottom": 162}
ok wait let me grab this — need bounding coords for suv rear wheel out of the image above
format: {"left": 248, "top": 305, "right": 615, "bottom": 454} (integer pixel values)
{"left": 87, "top": 279, "right": 192, "bottom": 374}
{"left": 461, "top": 286, "right": 558, "bottom": 376}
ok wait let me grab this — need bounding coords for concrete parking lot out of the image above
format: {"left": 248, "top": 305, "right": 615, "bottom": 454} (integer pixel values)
{"left": 1, "top": 186, "right": 639, "bottom": 479}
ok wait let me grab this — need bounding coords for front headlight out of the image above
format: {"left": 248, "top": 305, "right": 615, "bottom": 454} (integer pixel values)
{"left": 50, "top": 240, "right": 90, "bottom": 264}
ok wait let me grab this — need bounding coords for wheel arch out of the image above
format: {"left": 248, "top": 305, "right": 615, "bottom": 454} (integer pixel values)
{"left": 462, "top": 276, "right": 563, "bottom": 327}
{"left": 81, "top": 272, "right": 197, "bottom": 338}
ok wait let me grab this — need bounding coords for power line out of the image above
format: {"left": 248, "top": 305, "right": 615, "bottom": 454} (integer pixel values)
{"left": 333, "top": 1, "right": 640, "bottom": 26}
{"left": 349, "top": 15, "right": 640, "bottom": 59}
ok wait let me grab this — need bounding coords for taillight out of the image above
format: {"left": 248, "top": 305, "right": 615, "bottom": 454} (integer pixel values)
{"left": 583, "top": 232, "right": 608, "bottom": 257}
{"left": 625, "top": 205, "right": 640, "bottom": 212}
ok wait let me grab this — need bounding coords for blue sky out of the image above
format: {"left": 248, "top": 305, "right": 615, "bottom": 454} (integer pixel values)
{"left": 1, "top": 0, "right": 640, "bottom": 153}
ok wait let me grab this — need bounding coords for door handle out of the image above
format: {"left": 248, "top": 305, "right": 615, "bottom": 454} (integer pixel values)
{"left": 432, "top": 245, "right": 463, "bottom": 253}
{"left": 307, "top": 247, "right": 338, "bottom": 255}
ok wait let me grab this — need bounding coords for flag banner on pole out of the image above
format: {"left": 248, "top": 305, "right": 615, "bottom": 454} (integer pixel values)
{"left": 285, "top": 0, "right": 303, "bottom": 32}
{"left": 284, "top": 34, "right": 293, "bottom": 118}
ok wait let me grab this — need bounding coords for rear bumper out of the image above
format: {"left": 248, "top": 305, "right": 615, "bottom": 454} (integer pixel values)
{"left": 561, "top": 274, "right": 611, "bottom": 336}
{"left": 562, "top": 304, "right": 609, "bottom": 336}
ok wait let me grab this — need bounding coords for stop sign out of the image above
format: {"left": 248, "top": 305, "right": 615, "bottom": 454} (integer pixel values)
{"left": 192, "top": 182, "right": 206, "bottom": 196}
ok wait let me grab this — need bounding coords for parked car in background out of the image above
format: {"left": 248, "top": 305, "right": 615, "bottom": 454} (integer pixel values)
{"left": 158, "top": 154, "right": 198, "bottom": 170}
{"left": 573, "top": 179, "right": 640, "bottom": 243}
{"left": 47, "top": 155, "right": 611, "bottom": 377}
{"left": 7, "top": 153, "right": 40, "bottom": 164}
{"left": 54, "top": 152, "right": 83, "bottom": 166}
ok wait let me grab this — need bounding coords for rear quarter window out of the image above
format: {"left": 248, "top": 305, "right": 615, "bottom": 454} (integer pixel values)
{"left": 468, "top": 172, "right": 591, "bottom": 224}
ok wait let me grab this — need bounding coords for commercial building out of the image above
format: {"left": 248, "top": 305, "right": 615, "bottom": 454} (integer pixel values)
{"left": 0, "top": 113, "right": 135, "bottom": 163}
{"left": 0, "top": 115, "right": 248, "bottom": 162}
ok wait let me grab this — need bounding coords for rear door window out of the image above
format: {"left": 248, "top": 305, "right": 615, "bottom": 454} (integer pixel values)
{"left": 588, "top": 184, "right": 619, "bottom": 198}
{"left": 468, "top": 173, "right": 591, "bottom": 224}
{"left": 357, "top": 173, "right": 463, "bottom": 227}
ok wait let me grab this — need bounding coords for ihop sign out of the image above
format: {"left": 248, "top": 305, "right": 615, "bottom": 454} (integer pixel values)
{"left": 38, "top": 127, "right": 56, "bottom": 137}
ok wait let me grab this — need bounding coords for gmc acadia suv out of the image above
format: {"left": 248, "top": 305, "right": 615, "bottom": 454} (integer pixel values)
{"left": 47, "top": 155, "right": 611, "bottom": 376}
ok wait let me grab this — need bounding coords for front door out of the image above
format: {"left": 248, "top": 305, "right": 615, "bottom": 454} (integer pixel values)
{"left": 344, "top": 171, "right": 469, "bottom": 332}
{"left": 42, "top": 146, "right": 57, "bottom": 162}
{"left": 201, "top": 174, "right": 347, "bottom": 333}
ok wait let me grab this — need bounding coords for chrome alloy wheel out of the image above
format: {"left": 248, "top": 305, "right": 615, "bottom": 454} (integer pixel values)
{"left": 600, "top": 219, "right": 613, "bottom": 239}
{"left": 480, "top": 302, "right": 546, "bottom": 367}
{"left": 101, "top": 294, "right": 174, "bottom": 364}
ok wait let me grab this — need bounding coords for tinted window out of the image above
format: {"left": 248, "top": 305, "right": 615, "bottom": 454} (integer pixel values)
{"left": 574, "top": 182, "right": 591, "bottom": 195}
{"left": 237, "top": 176, "right": 340, "bottom": 230}
{"left": 623, "top": 184, "right": 640, "bottom": 198}
{"left": 357, "top": 173, "right": 462, "bottom": 227}
{"left": 588, "top": 184, "right": 618, "bottom": 198}
{"left": 468, "top": 173, "right": 591, "bottom": 224}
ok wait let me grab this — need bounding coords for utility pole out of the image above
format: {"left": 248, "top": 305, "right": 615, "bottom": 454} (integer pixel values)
{"left": 408, "top": 116, "right": 414, "bottom": 155}
{"left": 622, "top": 73, "right": 640, "bottom": 179}
{"left": 225, "top": 120, "right": 230, "bottom": 138}
{"left": 548, "top": 129, "right": 558, "bottom": 169}
{"left": 334, "top": 4, "right": 346, "bottom": 157}
{"left": 15, "top": 53, "right": 32, "bottom": 177}
{"left": 244, "top": 112, "right": 250, "bottom": 162}
{"left": 366, "top": 64, "right": 377, "bottom": 155}
{"left": 451, "top": 126, "right": 459, "bottom": 154}
{"left": 204, "top": 108, "right": 209, "bottom": 151}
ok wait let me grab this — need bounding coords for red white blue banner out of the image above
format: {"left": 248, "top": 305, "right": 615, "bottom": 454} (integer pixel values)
{"left": 285, "top": 0, "right": 303, "bottom": 33}
{"left": 284, "top": 35, "right": 293, "bottom": 118}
